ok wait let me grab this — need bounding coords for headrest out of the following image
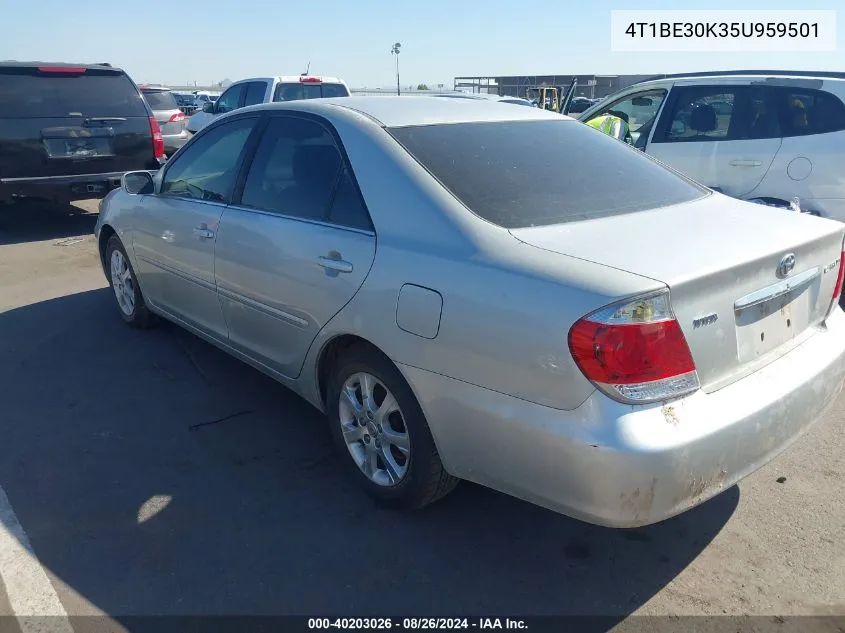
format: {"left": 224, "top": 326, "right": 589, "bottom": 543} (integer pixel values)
{"left": 689, "top": 104, "right": 717, "bottom": 133}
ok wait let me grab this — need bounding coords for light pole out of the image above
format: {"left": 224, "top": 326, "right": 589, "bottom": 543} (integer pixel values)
{"left": 391, "top": 42, "right": 401, "bottom": 95}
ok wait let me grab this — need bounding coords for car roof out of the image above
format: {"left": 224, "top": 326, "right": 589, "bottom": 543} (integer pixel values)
{"left": 0, "top": 61, "right": 124, "bottom": 72}
{"left": 240, "top": 95, "right": 568, "bottom": 127}
{"left": 636, "top": 69, "right": 845, "bottom": 84}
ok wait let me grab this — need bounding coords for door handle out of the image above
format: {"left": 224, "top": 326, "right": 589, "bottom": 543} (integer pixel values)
{"left": 193, "top": 223, "right": 215, "bottom": 239}
{"left": 318, "top": 255, "right": 353, "bottom": 273}
{"left": 730, "top": 159, "right": 763, "bottom": 167}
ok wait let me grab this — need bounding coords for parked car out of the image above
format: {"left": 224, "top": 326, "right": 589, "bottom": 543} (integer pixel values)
{"left": 140, "top": 85, "right": 189, "bottom": 155}
{"left": 186, "top": 75, "right": 350, "bottom": 133}
{"left": 95, "top": 97, "right": 845, "bottom": 528}
{"left": 172, "top": 91, "right": 199, "bottom": 116}
{"left": 0, "top": 62, "right": 164, "bottom": 207}
{"left": 578, "top": 70, "right": 845, "bottom": 221}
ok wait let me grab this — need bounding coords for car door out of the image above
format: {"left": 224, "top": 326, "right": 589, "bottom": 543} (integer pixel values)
{"left": 214, "top": 114, "right": 376, "bottom": 379}
{"left": 646, "top": 84, "right": 783, "bottom": 197}
{"left": 131, "top": 116, "right": 260, "bottom": 339}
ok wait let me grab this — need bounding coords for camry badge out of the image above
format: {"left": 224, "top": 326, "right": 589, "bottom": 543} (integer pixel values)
{"left": 693, "top": 313, "right": 718, "bottom": 329}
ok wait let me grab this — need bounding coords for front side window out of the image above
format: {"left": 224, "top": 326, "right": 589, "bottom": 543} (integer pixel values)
{"left": 240, "top": 117, "right": 343, "bottom": 221}
{"left": 216, "top": 85, "right": 244, "bottom": 114}
{"left": 656, "top": 87, "right": 738, "bottom": 142}
{"left": 389, "top": 119, "right": 706, "bottom": 229}
{"left": 587, "top": 90, "right": 666, "bottom": 135}
{"left": 160, "top": 118, "right": 255, "bottom": 202}
{"left": 243, "top": 82, "right": 267, "bottom": 107}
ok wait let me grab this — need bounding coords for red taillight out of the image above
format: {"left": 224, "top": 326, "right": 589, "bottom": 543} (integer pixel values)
{"left": 38, "top": 66, "right": 86, "bottom": 74}
{"left": 568, "top": 291, "right": 699, "bottom": 403}
{"left": 827, "top": 249, "right": 845, "bottom": 316}
{"left": 149, "top": 116, "right": 164, "bottom": 160}
{"left": 168, "top": 112, "right": 185, "bottom": 123}
{"left": 299, "top": 76, "right": 322, "bottom": 83}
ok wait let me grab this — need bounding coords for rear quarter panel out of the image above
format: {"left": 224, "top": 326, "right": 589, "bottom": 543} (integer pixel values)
{"left": 299, "top": 110, "right": 664, "bottom": 411}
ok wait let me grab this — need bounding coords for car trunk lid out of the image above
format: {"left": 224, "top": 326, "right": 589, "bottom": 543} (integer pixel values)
{"left": 510, "top": 194, "right": 845, "bottom": 392}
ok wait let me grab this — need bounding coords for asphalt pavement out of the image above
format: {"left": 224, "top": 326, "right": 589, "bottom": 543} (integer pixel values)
{"left": 0, "top": 201, "right": 842, "bottom": 630}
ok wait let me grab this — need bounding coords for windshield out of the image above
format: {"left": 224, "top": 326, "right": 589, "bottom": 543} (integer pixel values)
{"left": 273, "top": 82, "right": 350, "bottom": 101}
{"left": 143, "top": 90, "right": 178, "bottom": 110}
{"left": 389, "top": 120, "right": 706, "bottom": 229}
{"left": 0, "top": 67, "right": 148, "bottom": 118}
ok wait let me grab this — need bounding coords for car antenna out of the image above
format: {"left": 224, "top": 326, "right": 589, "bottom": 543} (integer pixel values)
{"left": 302, "top": 61, "right": 310, "bottom": 77}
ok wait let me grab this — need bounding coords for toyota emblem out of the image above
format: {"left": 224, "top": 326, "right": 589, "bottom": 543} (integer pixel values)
{"left": 776, "top": 253, "right": 796, "bottom": 278}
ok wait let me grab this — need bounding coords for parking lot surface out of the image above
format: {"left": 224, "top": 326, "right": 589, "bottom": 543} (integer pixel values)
{"left": 0, "top": 201, "right": 843, "bottom": 626}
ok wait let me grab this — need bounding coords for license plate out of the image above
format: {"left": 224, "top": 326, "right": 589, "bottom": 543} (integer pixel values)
{"left": 735, "top": 285, "right": 812, "bottom": 363}
{"left": 65, "top": 139, "right": 98, "bottom": 157}
{"left": 44, "top": 137, "right": 113, "bottom": 159}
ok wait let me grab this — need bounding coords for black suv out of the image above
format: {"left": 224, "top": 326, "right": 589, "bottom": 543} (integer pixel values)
{"left": 0, "top": 62, "right": 165, "bottom": 207}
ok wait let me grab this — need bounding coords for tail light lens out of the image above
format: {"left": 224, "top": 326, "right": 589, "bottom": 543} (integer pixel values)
{"left": 149, "top": 116, "right": 164, "bottom": 160}
{"left": 826, "top": 247, "right": 845, "bottom": 316}
{"left": 168, "top": 112, "right": 185, "bottom": 123}
{"left": 568, "top": 290, "right": 699, "bottom": 403}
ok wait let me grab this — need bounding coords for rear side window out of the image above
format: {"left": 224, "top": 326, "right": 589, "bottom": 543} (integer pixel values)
{"left": 389, "top": 120, "right": 706, "bottom": 229}
{"left": 772, "top": 87, "right": 845, "bottom": 137}
{"left": 241, "top": 117, "right": 343, "bottom": 221}
{"left": 142, "top": 90, "right": 178, "bottom": 110}
{"left": 0, "top": 67, "right": 148, "bottom": 118}
{"left": 272, "top": 83, "right": 350, "bottom": 102}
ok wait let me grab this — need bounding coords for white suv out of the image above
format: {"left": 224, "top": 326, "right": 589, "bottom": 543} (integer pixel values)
{"left": 186, "top": 75, "right": 350, "bottom": 134}
{"left": 578, "top": 71, "right": 845, "bottom": 221}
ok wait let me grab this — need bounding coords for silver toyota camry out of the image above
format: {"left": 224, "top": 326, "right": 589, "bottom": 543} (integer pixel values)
{"left": 95, "top": 96, "right": 845, "bottom": 528}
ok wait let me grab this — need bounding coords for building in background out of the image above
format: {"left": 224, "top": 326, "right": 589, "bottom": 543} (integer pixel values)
{"left": 453, "top": 74, "right": 655, "bottom": 100}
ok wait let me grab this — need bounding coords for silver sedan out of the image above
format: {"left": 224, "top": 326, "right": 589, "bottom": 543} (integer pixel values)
{"left": 95, "top": 97, "right": 845, "bottom": 527}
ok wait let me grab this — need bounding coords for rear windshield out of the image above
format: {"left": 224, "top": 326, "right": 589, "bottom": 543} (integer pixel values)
{"left": 388, "top": 120, "right": 706, "bottom": 228}
{"left": 142, "top": 90, "right": 178, "bottom": 110}
{"left": 0, "top": 68, "right": 148, "bottom": 118}
{"left": 273, "top": 82, "right": 350, "bottom": 102}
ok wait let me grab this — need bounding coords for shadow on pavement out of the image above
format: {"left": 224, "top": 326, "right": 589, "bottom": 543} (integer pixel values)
{"left": 0, "top": 289, "right": 738, "bottom": 624}
{"left": 0, "top": 201, "right": 97, "bottom": 246}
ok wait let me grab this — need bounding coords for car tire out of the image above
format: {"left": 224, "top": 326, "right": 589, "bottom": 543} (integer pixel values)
{"left": 326, "top": 343, "right": 458, "bottom": 510}
{"left": 105, "top": 235, "right": 155, "bottom": 329}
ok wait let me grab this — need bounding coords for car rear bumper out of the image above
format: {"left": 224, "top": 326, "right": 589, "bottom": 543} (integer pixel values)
{"left": 162, "top": 130, "right": 190, "bottom": 154}
{"left": 398, "top": 308, "right": 845, "bottom": 528}
{"left": 0, "top": 171, "right": 127, "bottom": 203}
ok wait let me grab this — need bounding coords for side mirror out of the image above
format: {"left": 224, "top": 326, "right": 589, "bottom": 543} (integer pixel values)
{"left": 671, "top": 120, "right": 687, "bottom": 135}
{"left": 202, "top": 101, "right": 215, "bottom": 113}
{"left": 122, "top": 171, "right": 155, "bottom": 195}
